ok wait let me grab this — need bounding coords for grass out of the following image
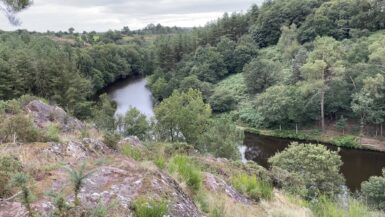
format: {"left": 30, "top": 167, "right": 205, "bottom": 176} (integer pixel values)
{"left": 168, "top": 155, "right": 202, "bottom": 192}
{"left": 310, "top": 195, "right": 372, "bottom": 217}
{"left": 121, "top": 144, "right": 142, "bottom": 161}
{"left": 132, "top": 198, "right": 168, "bottom": 217}
{"left": 231, "top": 173, "right": 273, "bottom": 201}
{"left": 332, "top": 135, "right": 360, "bottom": 148}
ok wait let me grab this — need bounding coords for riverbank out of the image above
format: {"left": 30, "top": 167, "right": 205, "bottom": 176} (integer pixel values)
{"left": 242, "top": 127, "right": 385, "bottom": 152}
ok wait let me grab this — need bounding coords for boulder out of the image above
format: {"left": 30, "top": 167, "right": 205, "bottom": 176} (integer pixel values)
{"left": 25, "top": 100, "right": 84, "bottom": 131}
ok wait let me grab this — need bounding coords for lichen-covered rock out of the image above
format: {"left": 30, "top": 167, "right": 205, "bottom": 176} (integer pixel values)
{"left": 25, "top": 100, "right": 84, "bottom": 131}
{"left": 118, "top": 136, "right": 144, "bottom": 149}
{"left": 204, "top": 173, "right": 250, "bottom": 204}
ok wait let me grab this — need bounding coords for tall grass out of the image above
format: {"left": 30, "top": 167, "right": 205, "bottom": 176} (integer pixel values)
{"left": 168, "top": 155, "right": 202, "bottom": 192}
{"left": 231, "top": 173, "right": 273, "bottom": 201}
{"left": 310, "top": 195, "right": 372, "bottom": 217}
{"left": 132, "top": 198, "right": 168, "bottom": 217}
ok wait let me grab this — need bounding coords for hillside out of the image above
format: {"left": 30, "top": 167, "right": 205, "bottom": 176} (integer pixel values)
{"left": 0, "top": 99, "right": 315, "bottom": 217}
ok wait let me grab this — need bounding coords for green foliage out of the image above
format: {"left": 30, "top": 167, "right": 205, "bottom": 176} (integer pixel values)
{"left": 102, "top": 132, "right": 121, "bottom": 150}
{"left": 117, "top": 107, "right": 150, "bottom": 140}
{"left": 168, "top": 155, "right": 202, "bottom": 192}
{"left": 121, "top": 144, "right": 142, "bottom": 161}
{"left": 310, "top": 196, "right": 372, "bottom": 217}
{"left": 332, "top": 135, "right": 360, "bottom": 148}
{"left": 269, "top": 143, "right": 345, "bottom": 199}
{"left": 361, "top": 169, "right": 385, "bottom": 210}
{"left": 65, "top": 163, "right": 93, "bottom": 206}
{"left": 10, "top": 172, "right": 35, "bottom": 217}
{"left": 154, "top": 89, "right": 211, "bottom": 145}
{"left": 45, "top": 123, "right": 61, "bottom": 142}
{"left": 335, "top": 116, "right": 347, "bottom": 134}
{"left": 243, "top": 58, "right": 280, "bottom": 94}
{"left": 198, "top": 117, "right": 242, "bottom": 160}
{"left": 0, "top": 114, "right": 42, "bottom": 143}
{"left": 208, "top": 90, "right": 236, "bottom": 113}
{"left": 0, "top": 156, "right": 22, "bottom": 197}
{"left": 132, "top": 198, "right": 168, "bottom": 217}
{"left": 92, "top": 94, "right": 116, "bottom": 131}
{"left": 231, "top": 173, "right": 273, "bottom": 201}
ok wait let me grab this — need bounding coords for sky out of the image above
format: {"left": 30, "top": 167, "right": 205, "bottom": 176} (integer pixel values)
{"left": 0, "top": 0, "right": 262, "bottom": 32}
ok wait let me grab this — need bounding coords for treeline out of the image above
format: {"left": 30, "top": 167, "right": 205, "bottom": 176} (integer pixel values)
{"left": 147, "top": 0, "right": 385, "bottom": 136}
{"left": 0, "top": 31, "right": 154, "bottom": 118}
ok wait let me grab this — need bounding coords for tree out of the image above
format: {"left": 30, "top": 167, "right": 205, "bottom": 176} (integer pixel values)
{"left": 209, "top": 89, "right": 236, "bottom": 113}
{"left": 154, "top": 89, "right": 211, "bottom": 145}
{"left": 300, "top": 37, "right": 345, "bottom": 132}
{"left": 0, "top": 0, "right": 32, "bottom": 25}
{"left": 118, "top": 107, "right": 150, "bottom": 140}
{"left": 10, "top": 172, "right": 35, "bottom": 217}
{"left": 65, "top": 164, "right": 93, "bottom": 206}
{"left": 361, "top": 169, "right": 385, "bottom": 210}
{"left": 335, "top": 116, "right": 347, "bottom": 135}
{"left": 243, "top": 58, "right": 279, "bottom": 94}
{"left": 68, "top": 27, "right": 75, "bottom": 34}
{"left": 198, "top": 117, "right": 242, "bottom": 160}
{"left": 352, "top": 74, "right": 385, "bottom": 137}
{"left": 269, "top": 143, "right": 345, "bottom": 199}
{"left": 92, "top": 94, "right": 116, "bottom": 131}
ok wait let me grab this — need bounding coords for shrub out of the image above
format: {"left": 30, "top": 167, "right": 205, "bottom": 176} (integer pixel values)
{"left": 231, "top": 173, "right": 273, "bottom": 201}
{"left": 44, "top": 124, "right": 61, "bottom": 142}
{"left": 168, "top": 155, "right": 202, "bottom": 192}
{"left": 332, "top": 135, "right": 360, "bottom": 148}
{"left": 0, "top": 156, "right": 23, "bottom": 197}
{"left": 361, "top": 169, "right": 385, "bottom": 210}
{"left": 103, "top": 132, "right": 121, "bottom": 150}
{"left": 0, "top": 114, "right": 42, "bottom": 143}
{"left": 10, "top": 172, "right": 35, "bottom": 217}
{"left": 269, "top": 143, "right": 345, "bottom": 199}
{"left": 132, "top": 198, "right": 168, "bottom": 217}
{"left": 121, "top": 144, "right": 142, "bottom": 161}
{"left": 65, "top": 164, "right": 93, "bottom": 206}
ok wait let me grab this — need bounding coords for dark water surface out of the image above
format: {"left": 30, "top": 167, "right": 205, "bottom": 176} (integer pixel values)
{"left": 105, "top": 78, "right": 154, "bottom": 118}
{"left": 243, "top": 132, "right": 385, "bottom": 191}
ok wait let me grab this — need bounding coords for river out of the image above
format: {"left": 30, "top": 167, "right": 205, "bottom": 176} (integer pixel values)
{"left": 106, "top": 78, "right": 385, "bottom": 192}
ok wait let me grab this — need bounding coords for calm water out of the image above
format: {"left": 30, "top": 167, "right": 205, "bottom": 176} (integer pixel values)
{"left": 243, "top": 132, "right": 385, "bottom": 191}
{"left": 106, "top": 78, "right": 154, "bottom": 118}
{"left": 106, "top": 78, "right": 385, "bottom": 191}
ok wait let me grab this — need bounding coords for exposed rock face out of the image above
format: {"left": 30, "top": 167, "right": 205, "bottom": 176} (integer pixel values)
{"left": 25, "top": 100, "right": 84, "bottom": 131}
{"left": 0, "top": 140, "right": 202, "bottom": 217}
{"left": 118, "top": 136, "right": 144, "bottom": 148}
{"left": 204, "top": 173, "right": 250, "bottom": 204}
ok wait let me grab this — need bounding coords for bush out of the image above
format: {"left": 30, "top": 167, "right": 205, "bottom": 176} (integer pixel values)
{"left": 268, "top": 143, "right": 345, "bottom": 199}
{"left": 0, "top": 114, "right": 42, "bottom": 143}
{"left": 332, "top": 135, "right": 360, "bottom": 148}
{"left": 361, "top": 169, "right": 385, "bottom": 210}
{"left": 231, "top": 173, "right": 273, "bottom": 201}
{"left": 0, "top": 156, "right": 23, "bottom": 197}
{"left": 103, "top": 132, "right": 121, "bottom": 150}
{"left": 121, "top": 144, "right": 142, "bottom": 161}
{"left": 168, "top": 155, "right": 202, "bottom": 192}
{"left": 132, "top": 198, "right": 168, "bottom": 217}
{"left": 44, "top": 124, "right": 61, "bottom": 142}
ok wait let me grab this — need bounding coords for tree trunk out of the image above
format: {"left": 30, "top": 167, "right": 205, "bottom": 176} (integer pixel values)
{"left": 279, "top": 124, "right": 282, "bottom": 131}
{"left": 320, "top": 90, "right": 325, "bottom": 132}
{"left": 295, "top": 123, "right": 298, "bottom": 134}
{"left": 360, "top": 116, "right": 365, "bottom": 138}
{"left": 381, "top": 124, "right": 383, "bottom": 137}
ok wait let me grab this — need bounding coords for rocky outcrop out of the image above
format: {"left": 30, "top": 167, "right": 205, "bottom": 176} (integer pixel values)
{"left": 0, "top": 140, "right": 202, "bottom": 217}
{"left": 204, "top": 173, "right": 250, "bottom": 204}
{"left": 25, "top": 100, "right": 84, "bottom": 131}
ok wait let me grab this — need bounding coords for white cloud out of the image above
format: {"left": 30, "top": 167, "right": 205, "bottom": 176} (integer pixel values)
{"left": 0, "top": 0, "right": 262, "bottom": 32}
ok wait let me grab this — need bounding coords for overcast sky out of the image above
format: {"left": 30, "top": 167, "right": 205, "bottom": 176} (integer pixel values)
{"left": 0, "top": 0, "right": 262, "bottom": 32}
